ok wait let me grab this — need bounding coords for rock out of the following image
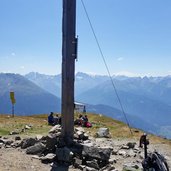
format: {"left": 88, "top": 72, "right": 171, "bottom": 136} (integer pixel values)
{"left": 121, "top": 145, "right": 130, "bottom": 150}
{"left": 100, "top": 164, "right": 116, "bottom": 171}
{"left": 45, "top": 134, "right": 58, "bottom": 152}
{"left": 139, "top": 153, "right": 144, "bottom": 159}
{"left": 127, "top": 149, "right": 136, "bottom": 157}
{"left": 126, "top": 142, "right": 136, "bottom": 149}
{"left": 21, "top": 137, "right": 38, "bottom": 149}
{"left": 31, "top": 155, "right": 40, "bottom": 159}
{"left": 11, "top": 141, "right": 22, "bottom": 148}
{"left": 76, "top": 131, "right": 85, "bottom": 139}
{"left": 9, "top": 130, "right": 20, "bottom": 135}
{"left": 96, "top": 128, "right": 110, "bottom": 138}
{"left": 82, "top": 145, "right": 112, "bottom": 161}
{"left": 118, "top": 150, "right": 127, "bottom": 156}
{"left": 36, "top": 135, "right": 43, "bottom": 140}
{"left": 56, "top": 147, "right": 74, "bottom": 162}
{"left": 40, "top": 153, "right": 56, "bottom": 163}
{"left": 5, "top": 145, "right": 11, "bottom": 148}
{"left": 15, "top": 136, "right": 21, "bottom": 141}
{"left": 123, "top": 163, "right": 139, "bottom": 171}
{"left": 112, "top": 149, "right": 118, "bottom": 155}
{"left": 5, "top": 140, "right": 14, "bottom": 146}
{"left": 0, "top": 142, "right": 4, "bottom": 148}
{"left": 75, "top": 127, "right": 85, "bottom": 133}
{"left": 0, "top": 139, "right": 5, "bottom": 144}
{"left": 83, "top": 133, "right": 89, "bottom": 140}
{"left": 109, "top": 157, "right": 117, "bottom": 164}
{"left": 49, "top": 125, "right": 61, "bottom": 134}
{"left": 25, "top": 125, "right": 32, "bottom": 129}
{"left": 74, "top": 157, "right": 83, "bottom": 168}
{"left": 26, "top": 142, "right": 46, "bottom": 154}
{"left": 83, "top": 166, "right": 98, "bottom": 171}
{"left": 86, "top": 159, "right": 99, "bottom": 169}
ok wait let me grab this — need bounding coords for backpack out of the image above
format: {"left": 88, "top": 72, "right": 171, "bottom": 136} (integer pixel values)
{"left": 142, "top": 151, "right": 169, "bottom": 171}
{"left": 86, "top": 122, "right": 92, "bottom": 128}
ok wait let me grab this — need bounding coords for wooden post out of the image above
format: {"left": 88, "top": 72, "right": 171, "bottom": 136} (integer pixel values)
{"left": 61, "top": 0, "right": 76, "bottom": 141}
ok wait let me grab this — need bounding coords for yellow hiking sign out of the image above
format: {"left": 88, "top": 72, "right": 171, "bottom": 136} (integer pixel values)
{"left": 10, "top": 91, "right": 16, "bottom": 104}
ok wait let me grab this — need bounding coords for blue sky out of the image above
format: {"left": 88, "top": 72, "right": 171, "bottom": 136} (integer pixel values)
{"left": 0, "top": 0, "right": 171, "bottom": 76}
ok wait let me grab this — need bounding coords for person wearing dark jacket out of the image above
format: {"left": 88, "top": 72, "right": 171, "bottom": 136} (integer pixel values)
{"left": 48, "top": 112, "right": 54, "bottom": 125}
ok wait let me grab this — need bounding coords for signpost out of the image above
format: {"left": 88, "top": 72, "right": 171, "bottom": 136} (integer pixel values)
{"left": 10, "top": 91, "right": 16, "bottom": 117}
{"left": 61, "top": 0, "right": 77, "bottom": 142}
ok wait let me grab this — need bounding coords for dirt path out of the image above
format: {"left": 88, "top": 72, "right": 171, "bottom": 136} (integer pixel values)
{"left": 0, "top": 148, "right": 51, "bottom": 171}
{"left": 0, "top": 139, "right": 171, "bottom": 171}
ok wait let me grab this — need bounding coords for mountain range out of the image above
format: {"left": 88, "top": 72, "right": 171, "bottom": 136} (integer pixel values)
{"left": 25, "top": 72, "right": 171, "bottom": 138}
{"left": 0, "top": 72, "right": 171, "bottom": 138}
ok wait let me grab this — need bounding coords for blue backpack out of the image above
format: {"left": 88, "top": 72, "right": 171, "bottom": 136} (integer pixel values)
{"left": 142, "top": 151, "right": 169, "bottom": 171}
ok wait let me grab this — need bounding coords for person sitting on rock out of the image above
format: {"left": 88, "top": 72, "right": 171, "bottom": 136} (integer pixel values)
{"left": 48, "top": 112, "right": 55, "bottom": 125}
{"left": 82, "top": 115, "right": 88, "bottom": 127}
{"left": 74, "top": 114, "right": 84, "bottom": 126}
{"left": 54, "top": 114, "right": 59, "bottom": 125}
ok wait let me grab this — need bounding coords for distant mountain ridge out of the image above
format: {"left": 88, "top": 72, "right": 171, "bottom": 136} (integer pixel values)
{"left": 0, "top": 73, "right": 60, "bottom": 115}
{"left": 24, "top": 72, "right": 171, "bottom": 138}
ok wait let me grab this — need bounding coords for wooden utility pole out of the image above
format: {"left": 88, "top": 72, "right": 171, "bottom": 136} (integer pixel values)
{"left": 61, "top": 0, "right": 77, "bottom": 141}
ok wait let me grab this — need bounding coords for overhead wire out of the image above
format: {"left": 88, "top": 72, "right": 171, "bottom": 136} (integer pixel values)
{"left": 80, "top": 0, "right": 133, "bottom": 135}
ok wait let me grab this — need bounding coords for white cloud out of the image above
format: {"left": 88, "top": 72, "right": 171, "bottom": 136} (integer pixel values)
{"left": 11, "top": 52, "right": 16, "bottom": 56}
{"left": 117, "top": 57, "right": 124, "bottom": 61}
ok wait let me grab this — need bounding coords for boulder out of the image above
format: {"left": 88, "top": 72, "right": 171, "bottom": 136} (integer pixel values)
{"left": 21, "top": 137, "right": 38, "bottom": 149}
{"left": 86, "top": 159, "right": 99, "bottom": 170}
{"left": 82, "top": 145, "right": 112, "bottom": 161}
{"left": 40, "top": 153, "right": 56, "bottom": 163}
{"left": 49, "top": 125, "right": 61, "bottom": 134}
{"left": 96, "top": 128, "right": 110, "bottom": 138}
{"left": 45, "top": 134, "right": 58, "bottom": 152}
{"left": 26, "top": 142, "right": 46, "bottom": 154}
{"left": 75, "top": 127, "right": 85, "bottom": 133}
{"left": 126, "top": 142, "right": 136, "bottom": 149}
{"left": 73, "top": 157, "right": 83, "bottom": 168}
{"left": 15, "top": 136, "right": 21, "bottom": 141}
{"left": 25, "top": 125, "right": 32, "bottom": 129}
{"left": 9, "top": 130, "right": 20, "bottom": 135}
{"left": 118, "top": 150, "right": 127, "bottom": 156}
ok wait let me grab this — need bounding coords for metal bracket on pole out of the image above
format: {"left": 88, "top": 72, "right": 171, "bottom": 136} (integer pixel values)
{"left": 72, "top": 36, "right": 78, "bottom": 61}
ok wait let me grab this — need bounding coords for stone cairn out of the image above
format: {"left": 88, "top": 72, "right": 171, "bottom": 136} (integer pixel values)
{"left": 0, "top": 125, "right": 145, "bottom": 171}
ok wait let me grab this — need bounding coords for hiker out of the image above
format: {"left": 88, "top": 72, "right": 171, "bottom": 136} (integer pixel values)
{"left": 82, "top": 115, "right": 92, "bottom": 127}
{"left": 48, "top": 112, "right": 55, "bottom": 125}
{"left": 83, "top": 106, "right": 86, "bottom": 113}
{"left": 82, "top": 115, "right": 88, "bottom": 126}
{"left": 54, "top": 114, "right": 59, "bottom": 125}
{"left": 139, "top": 133, "right": 149, "bottom": 148}
{"left": 74, "top": 114, "right": 84, "bottom": 126}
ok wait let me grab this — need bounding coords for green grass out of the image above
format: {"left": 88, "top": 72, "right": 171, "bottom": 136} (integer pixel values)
{"left": 0, "top": 113, "right": 171, "bottom": 146}
{"left": 0, "top": 128, "right": 9, "bottom": 135}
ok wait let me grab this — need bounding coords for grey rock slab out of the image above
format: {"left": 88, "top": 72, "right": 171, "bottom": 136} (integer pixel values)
{"left": 49, "top": 125, "right": 61, "bottom": 134}
{"left": 21, "top": 137, "right": 38, "bottom": 149}
{"left": 26, "top": 142, "right": 46, "bottom": 154}
{"left": 82, "top": 145, "right": 112, "bottom": 161}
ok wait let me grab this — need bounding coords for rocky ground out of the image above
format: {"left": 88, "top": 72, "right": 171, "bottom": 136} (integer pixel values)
{"left": 0, "top": 126, "right": 171, "bottom": 171}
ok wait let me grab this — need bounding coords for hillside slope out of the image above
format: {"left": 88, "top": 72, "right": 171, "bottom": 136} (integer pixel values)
{"left": 0, "top": 73, "right": 61, "bottom": 115}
